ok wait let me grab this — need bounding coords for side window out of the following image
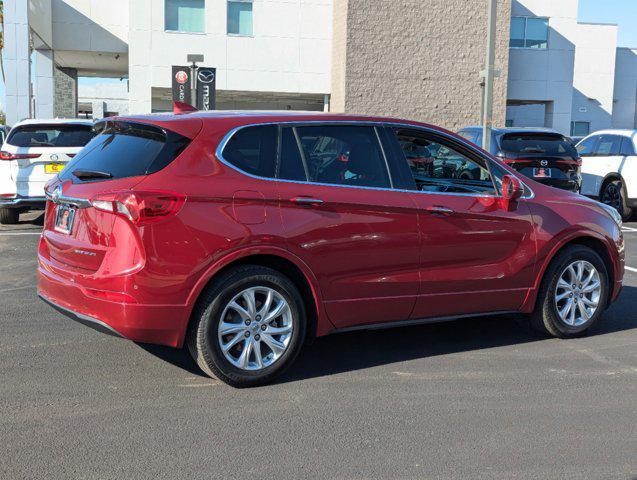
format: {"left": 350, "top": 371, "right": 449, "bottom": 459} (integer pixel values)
{"left": 278, "top": 127, "right": 307, "bottom": 181}
{"left": 596, "top": 135, "right": 621, "bottom": 156}
{"left": 394, "top": 128, "right": 495, "bottom": 195}
{"left": 620, "top": 137, "right": 636, "bottom": 156}
{"left": 294, "top": 126, "right": 391, "bottom": 188}
{"left": 223, "top": 125, "right": 277, "bottom": 178}
{"left": 576, "top": 136, "right": 598, "bottom": 157}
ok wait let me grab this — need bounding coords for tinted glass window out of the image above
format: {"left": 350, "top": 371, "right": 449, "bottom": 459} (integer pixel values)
{"left": 224, "top": 125, "right": 277, "bottom": 178}
{"left": 510, "top": 17, "right": 526, "bottom": 48}
{"left": 58, "top": 121, "right": 189, "bottom": 183}
{"left": 576, "top": 136, "right": 598, "bottom": 156}
{"left": 621, "top": 137, "right": 636, "bottom": 156}
{"left": 227, "top": 0, "right": 253, "bottom": 35}
{"left": 278, "top": 127, "right": 306, "bottom": 181}
{"left": 500, "top": 133, "right": 577, "bottom": 157}
{"left": 395, "top": 128, "right": 495, "bottom": 195}
{"left": 596, "top": 135, "right": 622, "bottom": 156}
{"left": 295, "top": 126, "right": 390, "bottom": 188}
{"left": 7, "top": 124, "right": 94, "bottom": 148}
{"left": 165, "top": 0, "right": 205, "bottom": 33}
{"left": 526, "top": 17, "right": 549, "bottom": 49}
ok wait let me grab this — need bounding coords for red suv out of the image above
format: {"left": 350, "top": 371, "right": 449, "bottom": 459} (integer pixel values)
{"left": 38, "top": 113, "right": 625, "bottom": 387}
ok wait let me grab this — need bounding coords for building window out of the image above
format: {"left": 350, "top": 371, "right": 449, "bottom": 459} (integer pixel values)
{"left": 510, "top": 16, "right": 548, "bottom": 49}
{"left": 228, "top": 0, "right": 253, "bottom": 36}
{"left": 571, "top": 121, "right": 590, "bottom": 137}
{"left": 165, "top": 0, "right": 205, "bottom": 33}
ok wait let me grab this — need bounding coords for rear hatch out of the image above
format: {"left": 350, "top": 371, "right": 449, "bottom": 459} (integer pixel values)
{"left": 497, "top": 132, "right": 581, "bottom": 188}
{"left": 40, "top": 118, "right": 201, "bottom": 275}
{"left": 1, "top": 123, "right": 95, "bottom": 197}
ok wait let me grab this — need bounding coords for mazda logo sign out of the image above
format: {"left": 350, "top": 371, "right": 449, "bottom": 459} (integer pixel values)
{"left": 198, "top": 70, "right": 215, "bottom": 84}
{"left": 540, "top": 160, "right": 548, "bottom": 167}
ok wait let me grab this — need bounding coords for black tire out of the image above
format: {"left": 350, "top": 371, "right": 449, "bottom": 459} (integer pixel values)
{"left": 531, "top": 245, "right": 608, "bottom": 338}
{"left": 186, "top": 265, "right": 306, "bottom": 387}
{"left": 600, "top": 179, "right": 632, "bottom": 221}
{"left": 0, "top": 208, "right": 19, "bottom": 225}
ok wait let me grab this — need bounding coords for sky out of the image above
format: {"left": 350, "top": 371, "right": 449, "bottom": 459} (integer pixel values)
{"left": 1, "top": 0, "right": 637, "bottom": 113}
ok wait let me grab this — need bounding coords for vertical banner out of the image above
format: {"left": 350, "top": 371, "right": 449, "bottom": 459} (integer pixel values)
{"left": 172, "top": 66, "right": 192, "bottom": 105}
{"left": 195, "top": 67, "right": 216, "bottom": 110}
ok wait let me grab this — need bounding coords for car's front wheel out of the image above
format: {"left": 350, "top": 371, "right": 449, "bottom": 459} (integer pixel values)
{"left": 600, "top": 179, "right": 632, "bottom": 221}
{"left": 0, "top": 208, "right": 19, "bottom": 225}
{"left": 531, "top": 245, "right": 608, "bottom": 338}
{"left": 187, "top": 265, "right": 306, "bottom": 387}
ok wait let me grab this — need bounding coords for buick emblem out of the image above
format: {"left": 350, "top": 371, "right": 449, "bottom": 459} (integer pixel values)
{"left": 50, "top": 154, "right": 59, "bottom": 161}
{"left": 197, "top": 70, "right": 215, "bottom": 84}
{"left": 540, "top": 160, "right": 548, "bottom": 167}
{"left": 52, "top": 185, "right": 62, "bottom": 204}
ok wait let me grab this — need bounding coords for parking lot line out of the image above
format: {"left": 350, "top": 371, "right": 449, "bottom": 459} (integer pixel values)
{"left": 624, "top": 266, "right": 637, "bottom": 273}
{"left": 0, "top": 232, "right": 41, "bottom": 236}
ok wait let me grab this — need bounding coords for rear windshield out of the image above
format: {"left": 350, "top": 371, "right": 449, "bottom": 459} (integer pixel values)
{"left": 58, "top": 121, "right": 190, "bottom": 183}
{"left": 6, "top": 124, "right": 94, "bottom": 148}
{"left": 500, "top": 133, "right": 577, "bottom": 157}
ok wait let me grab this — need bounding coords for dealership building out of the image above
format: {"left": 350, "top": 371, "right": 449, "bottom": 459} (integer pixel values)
{"left": 3, "top": 0, "right": 637, "bottom": 136}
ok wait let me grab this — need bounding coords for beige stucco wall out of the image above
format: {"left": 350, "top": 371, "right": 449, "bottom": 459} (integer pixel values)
{"left": 331, "top": 0, "right": 511, "bottom": 130}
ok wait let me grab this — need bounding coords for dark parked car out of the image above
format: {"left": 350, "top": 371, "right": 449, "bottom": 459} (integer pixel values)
{"left": 458, "top": 127, "right": 582, "bottom": 192}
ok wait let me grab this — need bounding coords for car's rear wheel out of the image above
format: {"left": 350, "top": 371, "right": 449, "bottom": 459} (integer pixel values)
{"left": 531, "top": 245, "right": 608, "bottom": 338}
{"left": 0, "top": 208, "right": 19, "bottom": 225}
{"left": 187, "top": 265, "right": 306, "bottom": 387}
{"left": 600, "top": 179, "right": 632, "bottom": 221}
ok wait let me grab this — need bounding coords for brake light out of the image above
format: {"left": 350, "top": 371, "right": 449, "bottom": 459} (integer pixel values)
{"left": 502, "top": 158, "right": 531, "bottom": 165}
{"left": 90, "top": 191, "right": 185, "bottom": 225}
{"left": 67, "top": 154, "right": 76, "bottom": 158}
{"left": 0, "top": 151, "right": 42, "bottom": 161}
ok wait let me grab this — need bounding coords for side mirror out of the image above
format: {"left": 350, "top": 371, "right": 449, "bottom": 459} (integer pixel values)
{"left": 501, "top": 174, "right": 524, "bottom": 212}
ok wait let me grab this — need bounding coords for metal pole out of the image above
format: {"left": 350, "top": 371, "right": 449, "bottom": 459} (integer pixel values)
{"left": 482, "top": 0, "right": 497, "bottom": 151}
{"left": 190, "top": 62, "right": 197, "bottom": 108}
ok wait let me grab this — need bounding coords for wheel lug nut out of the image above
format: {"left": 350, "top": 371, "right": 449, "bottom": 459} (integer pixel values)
{"left": 245, "top": 320, "right": 251, "bottom": 326}
{"left": 261, "top": 324, "right": 267, "bottom": 331}
{"left": 255, "top": 315, "right": 261, "bottom": 321}
{"left": 569, "top": 293, "right": 573, "bottom": 298}
{"left": 245, "top": 332, "right": 250, "bottom": 337}
{"left": 255, "top": 334, "right": 261, "bottom": 341}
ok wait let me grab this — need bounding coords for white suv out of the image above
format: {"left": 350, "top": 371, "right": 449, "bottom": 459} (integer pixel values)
{"left": 0, "top": 119, "right": 94, "bottom": 224}
{"left": 577, "top": 129, "right": 637, "bottom": 220}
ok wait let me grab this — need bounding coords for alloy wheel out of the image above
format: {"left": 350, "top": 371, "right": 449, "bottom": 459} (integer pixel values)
{"left": 554, "top": 260, "right": 601, "bottom": 327}
{"left": 217, "top": 286, "right": 293, "bottom": 371}
{"left": 601, "top": 182, "right": 622, "bottom": 212}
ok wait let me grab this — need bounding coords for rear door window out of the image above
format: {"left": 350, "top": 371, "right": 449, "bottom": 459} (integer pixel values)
{"left": 596, "top": 135, "right": 622, "bottom": 156}
{"left": 58, "top": 121, "right": 190, "bottom": 183}
{"left": 294, "top": 125, "right": 391, "bottom": 189}
{"left": 278, "top": 127, "right": 307, "bottom": 181}
{"left": 223, "top": 125, "right": 277, "bottom": 178}
{"left": 7, "top": 124, "right": 94, "bottom": 148}
{"left": 620, "top": 137, "right": 636, "bottom": 156}
{"left": 500, "top": 133, "right": 578, "bottom": 157}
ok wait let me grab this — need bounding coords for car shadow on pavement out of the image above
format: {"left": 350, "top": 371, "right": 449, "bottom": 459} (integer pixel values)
{"left": 136, "top": 286, "right": 637, "bottom": 383}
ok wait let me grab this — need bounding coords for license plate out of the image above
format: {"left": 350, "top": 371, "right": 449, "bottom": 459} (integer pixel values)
{"left": 533, "top": 167, "right": 552, "bottom": 178}
{"left": 54, "top": 204, "right": 76, "bottom": 234}
{"left": 45, "top": 163, "right": 65, "bottom": 174}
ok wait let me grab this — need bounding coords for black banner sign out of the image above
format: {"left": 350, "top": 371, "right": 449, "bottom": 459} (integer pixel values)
{"left": 172, "top": 66, "right": 192, "bottom": 105}
{"left": 195, "top": 67, "right": 216, "bottom": 110}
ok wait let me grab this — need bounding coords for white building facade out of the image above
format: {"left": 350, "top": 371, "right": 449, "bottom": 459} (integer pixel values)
{"left": 3, "top": 0, "right": 637, "bottom": 134}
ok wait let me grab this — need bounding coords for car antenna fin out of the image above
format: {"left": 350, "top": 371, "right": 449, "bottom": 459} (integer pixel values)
{"left": 173, "top": 101, "right": 198, "bottom": 114}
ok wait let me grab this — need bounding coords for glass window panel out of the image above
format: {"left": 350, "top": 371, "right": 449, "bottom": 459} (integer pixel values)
{"left": 223, "top": 125, "right": 277, "bottom": 178}
{"left": 510, "top": 17, "right": 526, "bottom": 48}
{"left": 228, "top": 1, "right": 253, "bottom": 35}
{"left": 570, "top": 121, "right": 590, "bottom": 137}
{"left": 165, "top": 0, "right": 205, "bottom": 33}
{"left": 525, "top": 17, "right": 548, "bottom": 49}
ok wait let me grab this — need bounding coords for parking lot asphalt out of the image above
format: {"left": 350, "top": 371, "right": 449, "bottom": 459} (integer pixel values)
{"left": 1, "top": 212, "right": 635, "bottom": 480}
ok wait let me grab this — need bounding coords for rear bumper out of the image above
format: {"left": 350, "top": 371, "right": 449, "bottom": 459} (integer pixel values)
{"left": 38, "top": 266, "right": 191, "bottom": 348}
{"left": 0, "top": 195, "right": 46, "bottom": 209}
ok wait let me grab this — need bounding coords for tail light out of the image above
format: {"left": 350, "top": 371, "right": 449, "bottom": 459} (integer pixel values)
{"left": 501, "top": 158, "right": 532, "bottom": 166}
{"left": 67, "top": 154, "right": 76, "bottom": 158}
{"left": 576, "top": 157, "right": 583, "bottom": 167}
{"left": 0, "top": 151, "right": 41, "bottom": 161}
{"left": 90, "top": 191, "right": 186, "bottom": 225}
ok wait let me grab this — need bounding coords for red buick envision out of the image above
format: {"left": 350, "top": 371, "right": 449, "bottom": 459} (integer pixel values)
{"left": 38, "top": 112, "right": 625, "bottom": 387}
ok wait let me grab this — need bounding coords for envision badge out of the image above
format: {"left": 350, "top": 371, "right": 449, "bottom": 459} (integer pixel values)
{"left": 74, "top": 249, "right": 96, "bottom": 257}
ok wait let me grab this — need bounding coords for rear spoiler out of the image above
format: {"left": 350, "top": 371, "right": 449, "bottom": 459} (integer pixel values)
{"left": 173, "top": 102, "right": 198, "bottom": 114}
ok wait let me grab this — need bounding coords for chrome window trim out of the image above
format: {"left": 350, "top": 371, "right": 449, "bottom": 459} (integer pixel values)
{"left": 215, "top": 120, "right": 535, "bottom": 200}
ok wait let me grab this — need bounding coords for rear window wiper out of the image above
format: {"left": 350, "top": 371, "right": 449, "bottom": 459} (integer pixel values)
{"left": 72, "top": 169, "right": 113, "bottom": 180}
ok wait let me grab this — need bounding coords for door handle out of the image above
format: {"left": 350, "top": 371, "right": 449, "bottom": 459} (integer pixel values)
{"left": 291, "top": 197, "right": 324, "bottom": 206}
{"left": 425, "top": 205, "right": 454, "bottom": 216}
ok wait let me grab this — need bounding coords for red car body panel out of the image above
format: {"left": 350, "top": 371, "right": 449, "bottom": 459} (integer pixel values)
{"left": 37, "top": 112, "right": 624, "bottom": 348}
